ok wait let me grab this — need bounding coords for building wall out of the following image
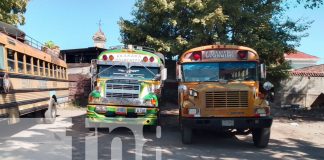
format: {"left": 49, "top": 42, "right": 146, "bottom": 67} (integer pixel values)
{"left": 67, "top": 64, "right": 91, "bottom": 105}
{"left": 276, "top": 76, "right": 324, "bottom": 108}
{"left": 287, "top": 60, "right": 318, "bottom": 69}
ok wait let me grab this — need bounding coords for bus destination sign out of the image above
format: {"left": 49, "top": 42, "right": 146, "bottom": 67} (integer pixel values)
{"left": 203, "top": 50, "right": 237, "bottom": 59}
{"left": 114, "top": 53, "right": 144, "bottom": 62}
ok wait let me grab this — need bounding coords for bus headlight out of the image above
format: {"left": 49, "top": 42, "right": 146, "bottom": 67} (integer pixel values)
{"left": 255, "top": 107, "right": 269, "bottom": 117}
{"left": 189, "top": 89, "right": 198, "bottom": 97}
{"left": 188, "top": 108, "right": 200, "bottom": 117}
{"left": 148, "top": 85, "right": 159, "bottom": 93}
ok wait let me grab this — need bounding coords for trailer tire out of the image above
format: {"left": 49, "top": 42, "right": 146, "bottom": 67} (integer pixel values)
{"left": 44, "top": 98, "right": 57, "bottom": 124}
{"left": 252, "top": 128, "right": 270, "bottom": 148}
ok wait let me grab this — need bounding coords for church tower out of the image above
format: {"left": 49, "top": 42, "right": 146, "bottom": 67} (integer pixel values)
{"left": 92, "top": 21, "right": 106, "bottom": 48}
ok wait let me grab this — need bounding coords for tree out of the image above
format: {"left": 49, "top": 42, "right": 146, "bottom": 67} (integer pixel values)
{"left": 0, "top": 0, "right": 29, "bottom": 25}
{"left": 119, "top": 0, "right": 322, "bottom": 85}
{"left": 297, "top": 0, "right": 323, "bottom": 9}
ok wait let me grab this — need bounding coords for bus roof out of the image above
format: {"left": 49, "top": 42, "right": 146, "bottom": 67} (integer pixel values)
{"left": 0, "top": 32, "right": 67, "bottom": 68}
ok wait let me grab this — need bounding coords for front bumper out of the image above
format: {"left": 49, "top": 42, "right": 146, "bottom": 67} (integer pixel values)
{"left": 181, "top": 117, "right": 273, "bottom": 129}
{"left": 87, "top": 105, "right": 159, "bottom": 126}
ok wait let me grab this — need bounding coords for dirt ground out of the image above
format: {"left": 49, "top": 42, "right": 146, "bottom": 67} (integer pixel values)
{"left": 0, "top": 103, "right": 323, "bottom": 160}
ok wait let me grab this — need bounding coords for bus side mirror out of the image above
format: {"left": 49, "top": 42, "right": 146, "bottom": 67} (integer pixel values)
{"left": 161, "top": 68, "right": 167, "bottom": 81}
{"left": 260, "top": 63, "right": 266, "bottom": 79}
{"left": 176, "top": 62, "right": 182, "bottom": 82}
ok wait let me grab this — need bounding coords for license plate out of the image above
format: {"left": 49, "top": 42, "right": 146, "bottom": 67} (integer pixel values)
{"left": 135, "top": 108, "right": 147, "bottom": 114}
{"left": 116, "top": 108, "right": 127, "bottom": 114}
{"left": 222, "top": 120, "right": 234, "bottom": 126}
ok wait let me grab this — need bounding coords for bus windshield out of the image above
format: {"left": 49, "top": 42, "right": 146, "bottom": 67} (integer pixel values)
{"left": 98, "top": 65, "right": 160, "bottom": 80}
{"left": 182, "top": 62, "right": 257, "bottom": 82}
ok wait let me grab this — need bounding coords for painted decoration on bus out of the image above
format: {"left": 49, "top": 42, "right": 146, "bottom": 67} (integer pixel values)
{"left": 183, "top": 49, "right": 256, "bottom": 62}
{"left": 99, "top": 53, "right": 158, "bottom": 63}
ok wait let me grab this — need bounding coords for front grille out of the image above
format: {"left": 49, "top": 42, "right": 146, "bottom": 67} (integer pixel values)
{"left": 205, "top": 91, "right": 248, "bottom": 108}
{"left": 106, "top": 80, "right": 140, "bottom": 98}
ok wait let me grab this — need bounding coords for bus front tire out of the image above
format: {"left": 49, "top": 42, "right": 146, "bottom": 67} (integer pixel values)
{"left": 181, "top": 126, "right": 192, "bottom": 144}
{"left": 44, "top": 99, "right": 57, "bottom": 124}
{"left": 252, "top": 128, "right": 270, "bottom": 148}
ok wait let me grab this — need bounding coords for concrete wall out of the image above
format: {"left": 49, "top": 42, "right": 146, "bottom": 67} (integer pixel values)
{"left": 276, "top": 76, "right": 324, "bottom": 108}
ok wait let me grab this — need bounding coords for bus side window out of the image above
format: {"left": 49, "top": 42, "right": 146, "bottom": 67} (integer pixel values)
{"left": 49, "top": 63, "right": 53, "bottom": 77}
{"left": 34, "top": 58, "right": 39, "bottom": 75}
{"left": 63, "top": 68, "right": 67, "bottom": 79}
{"left": 39, "top": 60, "right": 44, "bottom": 76}
{"left": 64, "top": 68, "right": 67, "bottom": 79}
{"left": 61, "top": 67, "right": 64, "bottom": 79}
{"left": 56, "top": 65, "right": 59, "bottom": 78}
{"left": 45, "top": 62, "right": 49, "bottom": 77}
{"left": 7, "top": 49, "right": 15, "bottom": 72}
{"left": 58, "top": 66, "right": 62, "bottom": 79}
{"left": 62, "top": 68, "right": 65, "bottom": 79}
{"left": 54, "top": 65, "right": 57, "bottom": 78}
{"left": 17, "top": 52, "right": 24, "bottom": 73}
{"left": 52, "top": 64, "right": 55, "bottom": 78}
{"left": 26, "top": 55, "right": 32, "bottom": 74}
{"left": 65, "top": 68, "right": 67, "bottom": 79}
{"left": 0, "top": 45, "right": 5, "bottom": 70}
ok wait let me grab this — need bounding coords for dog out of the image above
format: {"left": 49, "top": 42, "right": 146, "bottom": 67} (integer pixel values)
{"left": 3, "top": 73, "right": 10, "bottom": 93}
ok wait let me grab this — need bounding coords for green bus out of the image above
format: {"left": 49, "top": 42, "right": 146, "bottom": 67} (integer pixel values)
{"left": 86, "top": 45, "right": 167, "bottom": 129}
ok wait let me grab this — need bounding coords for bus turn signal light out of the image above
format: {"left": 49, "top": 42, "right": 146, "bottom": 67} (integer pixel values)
{"left": 109, "top": 55, "right": 114, "bottom": 61}
{"left": 103, "top": 55, "right": 108, "bottom": 61}
{"left": 255, "top": 108, "right": 269, "bottom": 117}
{"left": 151, "top": 99, "right": 157, "bottom": 106}
{"left": 143, "top": 56, "right": 148, "bottom": 62}
{"left": 149, "top": 56, "right": 155, "bottom": 62}
{"left": 238, "top": 51, "right": 248, "bottom": 59}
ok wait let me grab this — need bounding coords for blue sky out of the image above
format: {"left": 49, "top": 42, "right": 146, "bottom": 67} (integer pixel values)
{"left": 19, "top": 0, "right": 324, "bottom": 64}
{"left": 19, "top": 0, "right": 136, "bottom": 48}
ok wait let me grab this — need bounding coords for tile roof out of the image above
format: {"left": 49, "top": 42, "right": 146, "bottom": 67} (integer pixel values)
{"left": 285, "top": 51, "right": 319, "bottom": 60}
{"left": 290, "top": 64, "right": 324, "bottom": 77}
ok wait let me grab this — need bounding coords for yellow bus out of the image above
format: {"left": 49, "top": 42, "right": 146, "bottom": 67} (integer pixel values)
{"left": 0, "top": 21, "right": 69, "bottom": 124}
{"left": 177, "top": 45, "right": 273, "bottom": 147}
